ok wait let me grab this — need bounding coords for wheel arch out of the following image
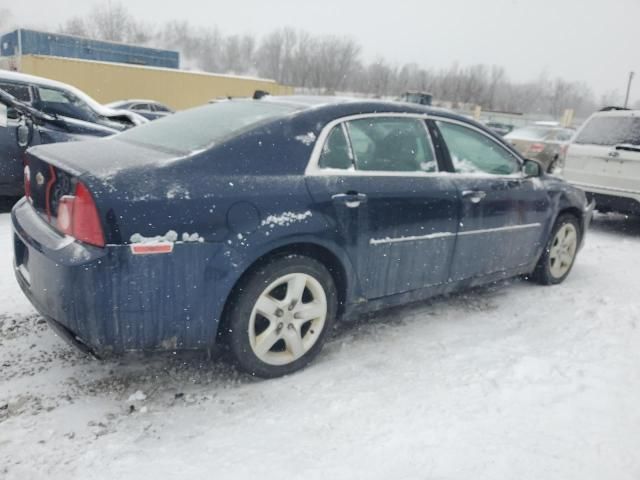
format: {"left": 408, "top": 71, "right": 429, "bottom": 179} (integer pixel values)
{"left": 217, "top": 239, "right": 357, "bottom": 342}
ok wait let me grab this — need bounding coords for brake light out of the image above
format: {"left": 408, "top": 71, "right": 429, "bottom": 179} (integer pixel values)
{"left": 528, "top": 143, "right": 545, "bottom": 153}
{"left": 55, "top": 182, "right": 105, "bottom": 247}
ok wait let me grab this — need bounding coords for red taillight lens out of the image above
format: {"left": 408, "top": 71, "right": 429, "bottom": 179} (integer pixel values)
{"left": 55, "top": 182, "right": 105, "bottom": 247}
{"left": 528, "top": 143, "right": 545, "bottom": 153}
{"left": 23, "top": 165, "right": 31, "bottom": 199}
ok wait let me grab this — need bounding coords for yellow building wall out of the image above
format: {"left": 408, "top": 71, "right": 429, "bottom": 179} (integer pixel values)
{"left": 17, "top": 55, "right": 293, "bottom": 110}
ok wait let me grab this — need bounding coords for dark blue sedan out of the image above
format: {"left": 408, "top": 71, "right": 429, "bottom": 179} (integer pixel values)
{"left": 12, "top": 97, "right": 595, "bottom": 377}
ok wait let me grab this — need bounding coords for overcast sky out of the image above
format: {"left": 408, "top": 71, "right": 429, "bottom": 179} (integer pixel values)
{"left": 6, "top": 0, "right": 640, "bottom": 103}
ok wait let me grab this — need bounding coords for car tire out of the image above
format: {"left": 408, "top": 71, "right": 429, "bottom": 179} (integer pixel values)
{"left": 223, "top": 254, "right": 337, "bottom": 378}
{"left": 531, "top": 214, "right": 581, "bottom": 285}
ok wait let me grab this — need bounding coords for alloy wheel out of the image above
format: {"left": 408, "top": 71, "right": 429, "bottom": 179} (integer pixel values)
{"left": 248, "top": 273, "right": 328, "bottom": 366}
{"left": 548, "top": 223, "right": 578, "bottom": 279}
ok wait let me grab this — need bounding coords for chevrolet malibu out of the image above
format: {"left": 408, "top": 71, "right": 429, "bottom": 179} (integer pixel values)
{"left": 12, "top": 97, "right": 595, "bottom": 378}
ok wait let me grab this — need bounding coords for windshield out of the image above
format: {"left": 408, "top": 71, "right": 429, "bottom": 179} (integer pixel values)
{"left": 116, "top": 100, "right": 301, "bottom": 153}
{"left": 575, "top": 116, "right": 640, "bottom": 145}
{"left": 34, "top": 86, "right": 100, "bottom": 123}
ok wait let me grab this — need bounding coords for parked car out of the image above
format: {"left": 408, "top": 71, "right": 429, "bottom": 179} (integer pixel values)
{"left": 399, "top": 91, "right": 433, "bottom": 106}
{"left": 485, "top": 121, "right": 515, "bottom": 137}
{"left": 0, "top": 70, "right": 147, "bottom": 129}
{"left": 504, "top": 125, "right": 574, "bottom": 171}
{"left": 105, "top": 99, "right": 174, "bottom": 121}
{"left": 0, "top": 88, "right": 120, "bottom": 197}
{"left": 562, "top": 109, "right": 640, "bottom": 215}
{"left": 12, "top": 96, "right": 594, "bottom": 378}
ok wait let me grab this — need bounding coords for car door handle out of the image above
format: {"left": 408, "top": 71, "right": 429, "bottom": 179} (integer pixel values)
{"left": 608, "top": 150, "right": 620, "bottom": 158}
{"left": 331, "top": 192, "right": 368, "bottom": 208}
{"left": 461, "top": 190, "right": 487, "bottom": 204}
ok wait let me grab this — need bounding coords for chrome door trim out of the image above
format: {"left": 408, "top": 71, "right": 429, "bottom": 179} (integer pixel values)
{"left": 369, "top": 222, "right": 542, "bottom": 246}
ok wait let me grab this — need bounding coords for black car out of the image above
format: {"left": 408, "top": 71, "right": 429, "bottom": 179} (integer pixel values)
{"left": 13, "top": 96, "right": 595, "bottom": 378}
{"left": 105, "top": 100, "right": 174, "bottom": 121}
{"left": 0, "top": 89, "right": 120, "bottom": 197}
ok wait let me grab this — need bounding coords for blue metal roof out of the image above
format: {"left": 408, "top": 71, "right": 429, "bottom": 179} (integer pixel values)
{"left": 0, "top": 29, "right": 179, "bottom": 69}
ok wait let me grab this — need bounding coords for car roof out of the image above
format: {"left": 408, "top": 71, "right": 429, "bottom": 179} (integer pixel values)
{"left": 261, "top": 95, "right": 469, "bottom": 122}
{"left": 116, "top": 99, "right": 165, "bottom": 105}
{"left": 0, "top": 70, "right": 79, "bottom": 91}
{"left": 591, "top": 109, "right": 640, "bottom": 118}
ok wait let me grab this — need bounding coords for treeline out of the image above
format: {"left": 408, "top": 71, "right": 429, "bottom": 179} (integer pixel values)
{"left": 3, "top": 3, "right": 620, "bottom": 116}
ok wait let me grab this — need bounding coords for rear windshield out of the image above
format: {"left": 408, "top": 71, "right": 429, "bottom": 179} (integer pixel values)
{"left": 505, "top": 127, "right": 553, "bottom": 140}
{"left": 575, "top": 116, "right": 640, "bottom": 146}
{"left": 116, "top": 100, "right": 301, "bottom": 153}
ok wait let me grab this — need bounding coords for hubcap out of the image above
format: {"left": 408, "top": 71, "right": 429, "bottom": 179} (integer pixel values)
{"left": 248, "top": 273, "right": 327, "bottom": 366}
{"left": 548, "top": 223, "right": 578, "bottom": 279}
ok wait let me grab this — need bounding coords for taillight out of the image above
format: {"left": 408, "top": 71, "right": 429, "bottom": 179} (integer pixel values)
{"left": 528, "top": 143, "right": 545, "bottom": 154}
{"left": 55, "top": 182, "right": 105, "bottom": 247}
{"left": 23, "top": 165, "right": 31, "bottom": 199}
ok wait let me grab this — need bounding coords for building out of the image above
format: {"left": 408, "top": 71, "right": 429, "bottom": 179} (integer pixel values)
{"left": 0, "top": 29, "right": 179, "bottom": 69}
{"left": 0, "top": 29, "right": 293, "bottom": 109}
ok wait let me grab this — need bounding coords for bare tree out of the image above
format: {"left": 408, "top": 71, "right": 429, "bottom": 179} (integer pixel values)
{"left": 59, "top": 2, "right": 152, "bottom": 44}
{"left": 0, "top": 8, "right": 13, "bottom": 31}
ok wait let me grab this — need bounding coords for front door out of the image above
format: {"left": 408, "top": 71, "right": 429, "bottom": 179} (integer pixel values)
{"left": 433, "top": 119, "right": 550, "bottom": 281}
{"left": 306, "top": 116, "right": 460, "bottom": 300}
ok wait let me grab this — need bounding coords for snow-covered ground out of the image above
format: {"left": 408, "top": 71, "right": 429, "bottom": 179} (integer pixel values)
{"left": 1, "top": 211, "right": 639, "bottom": 480}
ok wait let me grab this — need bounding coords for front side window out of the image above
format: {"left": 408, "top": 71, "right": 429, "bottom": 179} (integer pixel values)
{"left": 319, "top": 125, "right": 353, "bottom": 170}
{"left": 131, "top": 103, "right": 151, "bottom": 111}
{"left": 346, "top": 117, "right": 437, "bottom": 172}
{"left": 437, "top": 120, "right": 520, "bottom": 175}
{"left": 575, "top": 116, "right": 640, "bottom": 146}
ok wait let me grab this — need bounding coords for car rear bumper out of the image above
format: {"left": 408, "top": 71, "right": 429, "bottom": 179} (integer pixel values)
{"left": 569, "top": 181, "right": 640, "bottom": 214}
{"left": 12, "top": 198, "right": 229, "bottom": 356}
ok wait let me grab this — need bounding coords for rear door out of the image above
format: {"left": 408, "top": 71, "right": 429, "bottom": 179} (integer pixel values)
{"left": 433, "top": 119, "right": 549, "bottom": 281}
{"left": 305, "top": 115, "right": 460, "bottom": 300}
{"left": 564, "top": 113, "right": 640, "bottom": 193}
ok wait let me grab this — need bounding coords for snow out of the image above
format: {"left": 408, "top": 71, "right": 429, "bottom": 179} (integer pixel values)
{"left": 130, "top": 230, "right": 179, "bottom": 244}
{"left": 261, "top": 210, "right": 312, "bottom": 227}
{"left": 295, "top": 132, "right": 317, "bottom": 146}
{"left": 1, "top": 211, "right": 640, "bottom": 479}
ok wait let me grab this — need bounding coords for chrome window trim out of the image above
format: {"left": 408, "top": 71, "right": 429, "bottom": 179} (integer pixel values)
{"left": 305, "top": 112, "right": 442, "bottom": 177}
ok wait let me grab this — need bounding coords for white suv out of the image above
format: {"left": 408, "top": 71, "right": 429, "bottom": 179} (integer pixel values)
{"left": 562, "top": 109, "right": 640, "bottom": 214}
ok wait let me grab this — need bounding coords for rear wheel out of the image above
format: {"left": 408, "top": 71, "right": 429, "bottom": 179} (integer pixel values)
{"left": 224, "top": 254, "right": 337, "bottom": 378}
{"left": 531, "top": 214, "right": 580, "bottom": 285}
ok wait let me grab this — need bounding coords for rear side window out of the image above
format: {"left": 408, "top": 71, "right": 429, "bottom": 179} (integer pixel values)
{"left": 117, "top": 100, "right": 301, "bottom": 154}
{"left": 131, "top": 103, "right": 151, "bottom": 111}
{"left": 346, "top": 117, "right": 437, "bottom": 172}
{"left": 319, "top": 126, "right": 353, "bottom": 170}
{"left": 437, "top": 120, "right": 520, "bottom": 175}
{"left": 0, "top": 82, "right": 31, "bottom": 102}
{"left": 575, "top": 116, "right": 640, "bottom": 146}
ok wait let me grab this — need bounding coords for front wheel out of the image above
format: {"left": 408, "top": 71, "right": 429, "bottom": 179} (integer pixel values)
{"left": 224, "top": 254, "right": 337, "bottom": 378}
{"left": 531, "top": 214, "right": 581, "bottom": 285}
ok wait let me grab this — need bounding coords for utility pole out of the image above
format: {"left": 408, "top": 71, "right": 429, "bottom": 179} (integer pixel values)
{"left": 624, "top": 71, "right": 634, "bottom": 108}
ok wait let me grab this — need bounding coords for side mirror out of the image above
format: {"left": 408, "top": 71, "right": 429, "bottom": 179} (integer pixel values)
{"left": 523, "top": 159, "right": 542, "bottom": 178}
{"left": 17, "top": 119, "right": 32, "bottom": 148}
